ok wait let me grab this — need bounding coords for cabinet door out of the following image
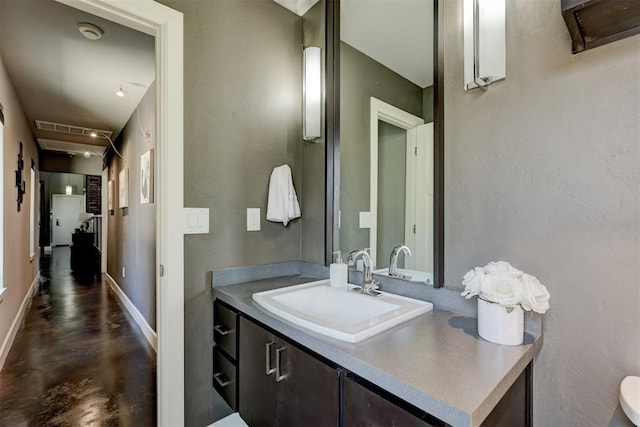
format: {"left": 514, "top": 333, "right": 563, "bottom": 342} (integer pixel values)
{"left": 480, "top": 364, "right": 529, "bottom": 427}
{"left": 344, "top": 376, "right": 440, "bottom": 427}
{"left": 276, "top": 338, "right": 340, "bottom": 427}
{"left": 239, "top": 317, "right": 277, "bottom": 426}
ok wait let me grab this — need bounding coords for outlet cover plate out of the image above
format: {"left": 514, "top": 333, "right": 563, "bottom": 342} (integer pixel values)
{"left": 247, "top": 208, "right": 261, "bottom": 231}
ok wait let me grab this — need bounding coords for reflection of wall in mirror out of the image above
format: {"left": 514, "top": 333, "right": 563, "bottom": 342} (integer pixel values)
{"left": 377, "top": 121, "right": 407, "bottom": 268}
{"left": 339, "top": 42, "right": 433, "bottom": 268}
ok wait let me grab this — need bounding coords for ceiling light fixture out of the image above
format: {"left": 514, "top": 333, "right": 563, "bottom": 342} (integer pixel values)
{"left": 91, "top": 130, "right": 125, "bottom": 159}
{"left": 116, "top": 86, "right": 125, "bottom": 97}
{"left": 78, "top": 22, "right": 104, "bottom": 41}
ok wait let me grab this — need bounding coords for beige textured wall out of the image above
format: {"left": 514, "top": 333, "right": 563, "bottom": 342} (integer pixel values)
{"left": 0, "top": 56, "right": 39, "bottom": 365}
{"left": 443, "top": 0, "right": 640, "bottom": 424}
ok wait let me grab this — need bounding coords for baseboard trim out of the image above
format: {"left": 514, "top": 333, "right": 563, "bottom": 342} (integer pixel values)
{"left": 104, "top": 273, "right": 157, "bottom": 352}
{"left": 0, "top": 272, "right": 40, "bottom": 371}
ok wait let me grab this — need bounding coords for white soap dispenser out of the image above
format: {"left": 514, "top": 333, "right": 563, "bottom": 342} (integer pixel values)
{"left": 330, "top": 258, "right": 348, "bottom": 288}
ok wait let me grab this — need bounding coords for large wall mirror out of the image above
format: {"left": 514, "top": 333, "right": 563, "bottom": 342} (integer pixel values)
{"left": 325, "top": 0, "right": 444, "bottom": 287}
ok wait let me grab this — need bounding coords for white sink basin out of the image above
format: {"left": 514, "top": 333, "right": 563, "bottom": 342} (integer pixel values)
{"left": 252, "top": 279, "right": 433, "bottom": 343}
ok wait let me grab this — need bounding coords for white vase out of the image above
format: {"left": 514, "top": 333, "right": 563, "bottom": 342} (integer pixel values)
{"left": 477, "top": 297, "right": 524, "bottom": 346}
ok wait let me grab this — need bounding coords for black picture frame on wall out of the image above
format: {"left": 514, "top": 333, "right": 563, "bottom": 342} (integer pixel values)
{"left": 15, "top": 141, "right": 25, "bottom": 212}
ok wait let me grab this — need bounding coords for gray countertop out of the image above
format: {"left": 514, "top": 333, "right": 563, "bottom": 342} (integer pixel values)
{"left": 213, "top": 275, "right": 543, "bottom": 427}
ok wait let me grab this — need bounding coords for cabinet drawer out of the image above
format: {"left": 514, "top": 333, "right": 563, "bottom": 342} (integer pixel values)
{"left": 214, "top": 300, "right": 237, "bottom": 359}
{"left": 213, "top": 346, "right": 237, "bottom": 411}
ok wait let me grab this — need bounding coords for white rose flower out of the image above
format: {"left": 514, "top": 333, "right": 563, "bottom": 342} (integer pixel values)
{"left": 520, "top": 273, "right": 550, "bottom": 314}
{"left": 461, "top": 267, "right": 484, "bottom": 299}
{"left": 479, "top": 273, "right": 524, "bottom": 307}
{"left": 460, "top": 261, "right": 551, "bottom": 313}
{"left": 484, "top": 261, "right": 523, "bottom": 279}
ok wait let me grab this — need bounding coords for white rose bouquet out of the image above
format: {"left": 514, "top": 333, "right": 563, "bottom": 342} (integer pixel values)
{"left": 461, "top": 261, "right": 550, "bottom": 314}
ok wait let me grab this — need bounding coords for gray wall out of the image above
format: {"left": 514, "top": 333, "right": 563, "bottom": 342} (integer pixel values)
{"left": 106, "top": 82, "right": 156, "bottom": 330}
{"left": 301, "top": 0, "right": 326, "bottom": 265}
{"left": 339, "top": 41, "right": 423, "bottom": 257}
{"left": 422, "top": 85, "right": 433, "bottom": 123}
{"left": 155, "top": 1, "right": 306, "bottom": 424}
{"left": 377, "top": 122, "right": 406, "bottom": 268}
{"left": 443, "top": 0, "right": 640, "bottom": 425}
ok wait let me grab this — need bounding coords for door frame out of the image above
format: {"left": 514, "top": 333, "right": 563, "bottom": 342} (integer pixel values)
{"left": 369, "top": 97, "right": 423, "bottom": 266}
{"left": 404, "top": 123, "right": 434, "bottom": 272}
{"left": 56, "top": 1, "right": 185, "bottom": 425}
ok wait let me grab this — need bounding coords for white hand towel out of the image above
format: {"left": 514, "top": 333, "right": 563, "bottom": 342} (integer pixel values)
{"left": 266, "top": 164, "right": 301, "bottom": 226}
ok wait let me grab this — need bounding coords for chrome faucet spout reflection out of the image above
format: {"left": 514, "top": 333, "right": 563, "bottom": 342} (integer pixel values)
{"left": 389, "top": 245, "right": 412, "bottom": 279}
{"left": 346, "top": 249, "right": 381, "bottom": 297}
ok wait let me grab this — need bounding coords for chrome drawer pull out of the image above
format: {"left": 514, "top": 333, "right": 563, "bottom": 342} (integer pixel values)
{"left": 213, "top": 372, "right": 230, "bottom": 388}
{"left": 214, "top": 324, "right": 231, "bottom": 336}
{"left": 265, "top": 341, "right": 276, "bottom": 375}
{"left": 276, "top": 346, "right": 286, "bottom": 382}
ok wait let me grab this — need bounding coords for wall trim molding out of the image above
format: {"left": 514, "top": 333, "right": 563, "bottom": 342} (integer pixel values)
{"left": 104, "top": 273, "right": 157, "bottom": 352}
{"left": 0, "top": 272, "right": 40, "bottom": 371}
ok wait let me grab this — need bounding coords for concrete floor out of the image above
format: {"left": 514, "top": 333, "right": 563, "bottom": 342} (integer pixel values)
{"left": 0, "top": 247, "right": 156, "bottom": 426}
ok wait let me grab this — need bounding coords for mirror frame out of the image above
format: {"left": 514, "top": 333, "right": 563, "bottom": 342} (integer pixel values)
{"left": 325, "top": 0, "right": 444, "bottom": 288}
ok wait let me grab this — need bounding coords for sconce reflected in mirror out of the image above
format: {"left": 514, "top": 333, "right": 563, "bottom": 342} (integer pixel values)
{"left": 464, "top": 0, "right": 506, "bottom": 91}
{"left": 303, "top": 46, "right": 321, "bottom": 141}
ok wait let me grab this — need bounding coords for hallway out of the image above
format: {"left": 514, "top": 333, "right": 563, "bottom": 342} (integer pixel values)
{"left": 0, "top": 248, "right": 156, "bottom": 426}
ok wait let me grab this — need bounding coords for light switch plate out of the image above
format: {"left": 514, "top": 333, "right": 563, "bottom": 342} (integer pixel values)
{"left": 247, "top": 208, "right": 261, "bottom": 231}
{"left": 184, "top": 207, "right": 210, "bottom": 234}
{"left": 359, "top": 211, "right": 372, "bottom": 229}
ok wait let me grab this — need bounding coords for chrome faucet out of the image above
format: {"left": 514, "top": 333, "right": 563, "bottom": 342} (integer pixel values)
{"left": 346, "top": 249, "right": 381, "bottom": 297}
{"left": 389, "top": 245, "right": 412, "bottom": 279}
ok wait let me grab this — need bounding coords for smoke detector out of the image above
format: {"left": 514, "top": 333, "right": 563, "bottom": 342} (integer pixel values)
{"left": 78, "top": 23, "right": 104, "bottom": 40}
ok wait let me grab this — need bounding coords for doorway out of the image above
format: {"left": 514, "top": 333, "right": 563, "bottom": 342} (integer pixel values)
{"left": 55, "top": 1, "right": 185, "bottom": 424}
{"left": 51, "top": 195, "right": 84, "bottom": 246}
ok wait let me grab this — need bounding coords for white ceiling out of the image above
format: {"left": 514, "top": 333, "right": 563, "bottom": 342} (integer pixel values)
{"left": 341, "top": 0, "right": 434, "bottom": 88}
{"left": 0, "top": 0, "right": 155, "bottom": 155}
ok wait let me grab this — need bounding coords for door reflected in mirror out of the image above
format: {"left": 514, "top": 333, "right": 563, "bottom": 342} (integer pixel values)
{"left": 338, "top": 0, "right": 434, "bottom": 284}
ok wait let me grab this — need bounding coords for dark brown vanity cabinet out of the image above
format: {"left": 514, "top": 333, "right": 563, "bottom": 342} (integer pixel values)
{"left": 344, "top": 375, "right": 443, "bottom": 427}
{"left": 238, "top": 316, "right": 340, "bottom": 426}
{"left": 222, "top": 301, "right": 531, "bottom": 427}
{"left": 213, "top": 301, "right": 239, "bottom": 410}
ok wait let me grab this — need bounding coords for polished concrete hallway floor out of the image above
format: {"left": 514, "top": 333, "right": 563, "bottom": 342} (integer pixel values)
{"left": 0, "top": 247, "right": 156, "bottom": 426}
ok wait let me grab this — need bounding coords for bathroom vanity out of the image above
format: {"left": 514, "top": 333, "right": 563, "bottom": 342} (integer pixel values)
{"left": 212, "top": 275, "right": 542, "bottom": 427}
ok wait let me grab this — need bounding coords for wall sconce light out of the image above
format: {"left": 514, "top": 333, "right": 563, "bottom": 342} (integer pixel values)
{"left": 463, "top": 0, "right": 506, "bottom": 91}
{"left": 303, "top": 46, "right": 321, "bottom": 141}
{"left": 65, "top": 185, "right": 73, "bottom": 195}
